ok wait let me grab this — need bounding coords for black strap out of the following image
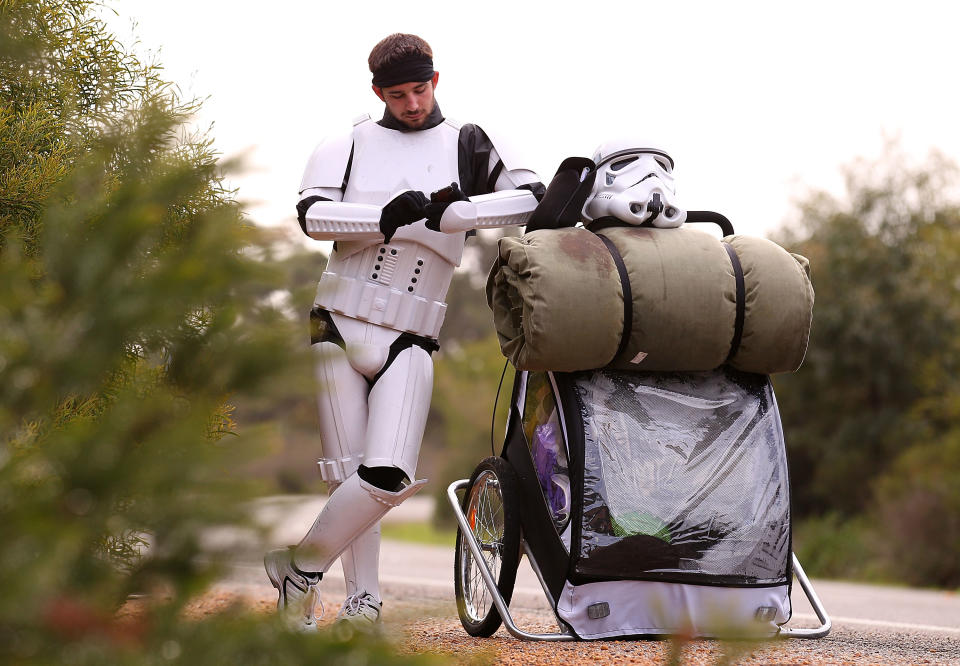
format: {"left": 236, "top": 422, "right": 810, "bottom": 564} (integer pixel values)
{"left": 586, "top": 216, "right": 633, "bottom": 233}
{"left": 309, "top": 307, "right": 346, "bottom": 348}
{"left": 722, "top": 242, "right": 746, "bottom": 363}
{"left": 341, "top": 144, "right": 354, "bottom": 190}
{"left": 595, "top": 234, "right": 633, "bottom": 364}
{"left": 486, "top": 159, "right": 504, "bottom": 193}
{"left": 371, "top": 332, "right": 440, "bottom": 385}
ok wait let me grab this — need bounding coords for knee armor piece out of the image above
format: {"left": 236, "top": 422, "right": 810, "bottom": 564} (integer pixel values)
{"left": 358, "top": 464, "right": 409, "bottom": 492}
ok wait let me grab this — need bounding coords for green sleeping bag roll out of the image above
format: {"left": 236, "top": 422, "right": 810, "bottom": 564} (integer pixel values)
{"left": 486, "top": 225, "right": 813, "bottom": 374}
{"left": 598, "top": 226, "right": 736, "bottom": 371}
{"left": 724, "top": 235, "right": 815, "bottom": 374}
{"left": 486, "top": 228, "right": 624, "bottom": 371}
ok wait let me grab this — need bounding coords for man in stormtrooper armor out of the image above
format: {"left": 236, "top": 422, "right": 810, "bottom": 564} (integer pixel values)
{"left": 264, "top": 33, "right": 545, "bottom": 631}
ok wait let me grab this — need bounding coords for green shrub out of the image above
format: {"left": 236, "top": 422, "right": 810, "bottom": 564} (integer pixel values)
{"left": 0, "top": 2, "right": 437, "bottom": 662}
{"left": 873, "top": 433, "right": 960, "bottom": 589}
{"left": 792, "top": 513, "right": 883, "bottom": 582}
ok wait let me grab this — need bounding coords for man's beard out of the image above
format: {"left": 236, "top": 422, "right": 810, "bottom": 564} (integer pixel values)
{"left": 379, "top": 102, "right": 444, "bottom": 132}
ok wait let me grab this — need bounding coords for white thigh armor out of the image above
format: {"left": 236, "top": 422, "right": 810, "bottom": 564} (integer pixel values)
{"left": 313, "top": 339, "right": 370, "bottom": 484}
{"left": 362, "top": 343, "right": 434, "bottom": 480}
{"left": 314, "top": 314, "right": 433, "bottom": 483}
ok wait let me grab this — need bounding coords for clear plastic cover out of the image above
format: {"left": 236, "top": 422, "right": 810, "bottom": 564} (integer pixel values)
{"left": 522, "top": 373, "right": 571, "bottom": 534}
{"left": 573, "top": 368, "right": 790, "bottom": 585}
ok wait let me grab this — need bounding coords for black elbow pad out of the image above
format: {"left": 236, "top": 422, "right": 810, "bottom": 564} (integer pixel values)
{"left": 296, "top": 195, "right": 331, "bottom": 235}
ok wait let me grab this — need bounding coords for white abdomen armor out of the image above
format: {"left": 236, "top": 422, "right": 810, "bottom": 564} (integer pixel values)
{"left": 315, "top": 118, "right": 466, "bottom": 338}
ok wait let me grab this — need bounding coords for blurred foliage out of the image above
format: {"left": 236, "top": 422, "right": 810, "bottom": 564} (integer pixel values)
{"left": 380, "top": 521, "right": 456, "bottom": 548}
{"left": 791, "top": 514, "right": 880, "bottom": 582}
{"left": 427, "top": 333, "right": 515, "bottom": 528}
{"left": 225, "top": 240, "right": 329, "bottom": 494}
{"left": 773, "top": 142, "right": 960, "bottom": 587}
{"left": 873, "top": 432, "right": 960, "bottom": 587}
{"left": 0, "top": 0, "right": 435, "bottom": 661}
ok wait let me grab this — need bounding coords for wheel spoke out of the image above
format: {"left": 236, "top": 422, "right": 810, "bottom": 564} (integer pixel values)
{"left": 456, "top": 463, "right": 518, "bottom": 633}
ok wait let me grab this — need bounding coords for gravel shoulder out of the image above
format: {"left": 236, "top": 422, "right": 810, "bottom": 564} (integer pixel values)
{"left": 201, "top": 497, "right": 960, "bottom": 664}
{"left": 193, "top": 538, "right": 960, "bottom": 666}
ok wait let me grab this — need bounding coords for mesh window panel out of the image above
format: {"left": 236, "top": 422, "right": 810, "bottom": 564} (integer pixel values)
{"left": 573, "top": 368, "right": 789, "bottom": 585}
{"left": 522, "top": 373, "right": 571, "bottom": 534}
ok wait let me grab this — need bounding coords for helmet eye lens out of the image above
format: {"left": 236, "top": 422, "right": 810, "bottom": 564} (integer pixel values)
{"left": 655, "top": 157, "right": 672, "bottom": 173}
{"left": 610, "top": 156, "right": 638, "bottom": 171}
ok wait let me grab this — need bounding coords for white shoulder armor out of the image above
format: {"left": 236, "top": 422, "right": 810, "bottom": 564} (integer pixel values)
{"left": 481, "top": 122, "right": 534, "bottom": 172}
{"left": 298, "top": 118, "right": 368, "bottom": 193}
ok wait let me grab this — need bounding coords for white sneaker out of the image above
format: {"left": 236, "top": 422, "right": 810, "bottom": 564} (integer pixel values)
{"left": 335, "top": 592, "right": 382, "bottom": 629}
{"left": 264, "top": 547, "right": 323, "bottom": 632}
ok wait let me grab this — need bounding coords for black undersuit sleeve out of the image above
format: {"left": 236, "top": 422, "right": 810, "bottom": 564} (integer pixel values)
{"left": 457, "top": 123, "right": 496, "bottom": 198}
{"left": 296, "top": 195, "right": 331, "bottom": 236}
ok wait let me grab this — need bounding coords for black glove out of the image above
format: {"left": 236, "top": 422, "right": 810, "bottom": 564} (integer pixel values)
{"left": 379, "top": 190, "right": 428, "bottom": 243}
{"left": 425, "top": 182, "right": 469, "bottom": 231}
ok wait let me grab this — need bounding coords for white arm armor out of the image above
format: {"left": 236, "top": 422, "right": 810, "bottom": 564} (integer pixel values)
{"left": 437, "top": 144, "right": 541, "bottom": 233}
{"left": 437, "top": 189, "right": 538, "bottom": 233}
{"left": 301, "top": 187, "right": 386, "bottom": 241}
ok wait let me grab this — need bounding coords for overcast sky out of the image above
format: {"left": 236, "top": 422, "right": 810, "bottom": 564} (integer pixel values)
{"left": 105, "top": 0, "right": 960, "bottom": 241}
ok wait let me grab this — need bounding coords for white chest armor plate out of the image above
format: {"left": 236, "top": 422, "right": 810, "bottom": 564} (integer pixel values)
{"left": 315, "top": 118, "right": 467, "bottom": 339}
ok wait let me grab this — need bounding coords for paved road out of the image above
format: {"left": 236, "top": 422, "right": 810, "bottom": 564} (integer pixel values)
{"left": 224, "top": 494, "right": 960, "bottom": 664}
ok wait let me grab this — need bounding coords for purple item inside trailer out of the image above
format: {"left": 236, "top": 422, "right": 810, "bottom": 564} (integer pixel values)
{"left": 532, "top": 422, "right": 569, "bottom": 522}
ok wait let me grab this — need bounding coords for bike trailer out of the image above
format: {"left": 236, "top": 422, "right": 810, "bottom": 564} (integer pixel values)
{"left": 449, "top": 367, "right": 830, "bottom": 641}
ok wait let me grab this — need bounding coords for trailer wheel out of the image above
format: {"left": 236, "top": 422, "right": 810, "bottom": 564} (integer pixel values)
{"left": 454, "top": 456, "right": 522, "bottom": 637}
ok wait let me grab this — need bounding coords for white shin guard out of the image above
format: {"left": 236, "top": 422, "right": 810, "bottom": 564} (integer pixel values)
{"left": 295, "top": 472, "right": 426, "bottom": 573}
{"left": 327, "top": 478, "right": 382, "bottom": 601}
{"left": 340, "top": 524, "right": 381, "bottom": 600}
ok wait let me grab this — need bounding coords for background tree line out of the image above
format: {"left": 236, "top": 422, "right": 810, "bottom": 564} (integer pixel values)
{"left": 772, "top": 147, "right": 960, "bottom": 588}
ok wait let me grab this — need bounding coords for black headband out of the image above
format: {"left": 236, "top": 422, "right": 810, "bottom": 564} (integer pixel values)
{"left": 372, "top": 53, "right": 435, "bottom": 88}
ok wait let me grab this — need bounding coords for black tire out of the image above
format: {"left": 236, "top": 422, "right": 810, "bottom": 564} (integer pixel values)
{"left": 454, "top": 456, "right": 522, "bottom": 637}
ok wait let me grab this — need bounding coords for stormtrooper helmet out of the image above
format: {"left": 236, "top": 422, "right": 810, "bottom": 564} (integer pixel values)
{"left": 582, "top": 138, "right": 686, "bottom": 228}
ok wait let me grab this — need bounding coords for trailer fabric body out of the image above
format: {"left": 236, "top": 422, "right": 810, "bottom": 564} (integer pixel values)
{"left": 506, "top": 368, "right": 793, "bottom": 639}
